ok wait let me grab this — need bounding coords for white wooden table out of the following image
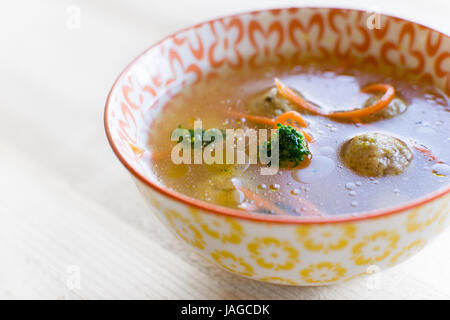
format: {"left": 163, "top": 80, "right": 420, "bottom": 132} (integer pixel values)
{"left": 1, "top": 0, "right": 449, "bottom": 299}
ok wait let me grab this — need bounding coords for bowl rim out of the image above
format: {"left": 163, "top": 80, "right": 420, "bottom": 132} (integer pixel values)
{"left": 104, "top": 6, "right": 450, "bottom": 224}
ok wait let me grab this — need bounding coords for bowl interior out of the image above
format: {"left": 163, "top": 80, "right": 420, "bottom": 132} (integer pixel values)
{"left": 105, "top": 7, "right": 450, "bottom": 220}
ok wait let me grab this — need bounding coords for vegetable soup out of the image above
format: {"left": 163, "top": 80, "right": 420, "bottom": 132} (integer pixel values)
{"left": 147, "top": 61, "right": 450, "bottom": 216}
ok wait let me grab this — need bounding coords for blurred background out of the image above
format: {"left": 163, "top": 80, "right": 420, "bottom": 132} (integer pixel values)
{"left": 1, "top": 0, "right": 449, "bottom": 299}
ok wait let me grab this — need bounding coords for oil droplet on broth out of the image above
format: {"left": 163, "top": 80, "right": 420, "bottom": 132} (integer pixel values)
{"left": 345, "top": 182, "right": 356, "bottom": 190}
{"left": 270, "top": 184, "right": 280, "bottom": 191}
{"left": 431, "top": 163, "right": 450, "bottom": 177}
{"left": 292, "top": 156, "right": 335, "bottom": 183}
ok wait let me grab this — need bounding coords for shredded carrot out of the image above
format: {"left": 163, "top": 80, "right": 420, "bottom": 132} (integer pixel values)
{"left": 299, "top": 130, "right": 314, "bottom": 143}
{"left": 275, "top": 110, "right": 308, "bottom": 128}
{"left": 413, "top": 144, "right": 440, "bottom": 162}
{"left": 236, "top": 183, "right": 322, "bottom": 217}
{"left": 226, "top": 110, "right": 275, "bottom": 126}
{"left": 275, "top": 78, "right": 326, "bottom": 115}
{"left": 227, "top": 109, "right": 313, "bottom": 142}
{"left": 226, "top": 109, "right": 314, "bottom": 142}
{"left": 234, "top": 185, "right": 287, "bottom": 216}
{"left": 329, "top": 83, "right": 395, "bottom": 119}
{"left": 274, "top": 111, "right": 313, "bottom": 142}
{"left": 275, "top": 79, "right": 396, "bottom": 121}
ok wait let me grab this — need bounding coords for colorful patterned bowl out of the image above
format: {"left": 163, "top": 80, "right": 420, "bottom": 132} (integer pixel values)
{"left": 105, "top": 7, "right": 450, "bottom": 285}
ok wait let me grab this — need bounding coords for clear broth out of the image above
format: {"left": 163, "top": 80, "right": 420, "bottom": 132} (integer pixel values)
{"left": 147, "top": 62, "right": 450, "bottom": 216}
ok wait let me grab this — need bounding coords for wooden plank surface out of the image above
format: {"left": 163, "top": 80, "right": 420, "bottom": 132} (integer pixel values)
{"left": 0, "top": 0, "right": 449, "bottom": 299}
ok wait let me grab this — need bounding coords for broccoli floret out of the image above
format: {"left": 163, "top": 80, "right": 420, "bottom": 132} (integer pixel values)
{"left": 176, "top": 126, "right": 226, "bottom": 148}
{"left": 265, "top": 123, "right": 310, "bottom": 167}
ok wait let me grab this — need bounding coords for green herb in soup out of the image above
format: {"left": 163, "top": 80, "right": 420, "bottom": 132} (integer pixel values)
{"left": 264, "top": 123, "right": 310, "bottom": 168}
